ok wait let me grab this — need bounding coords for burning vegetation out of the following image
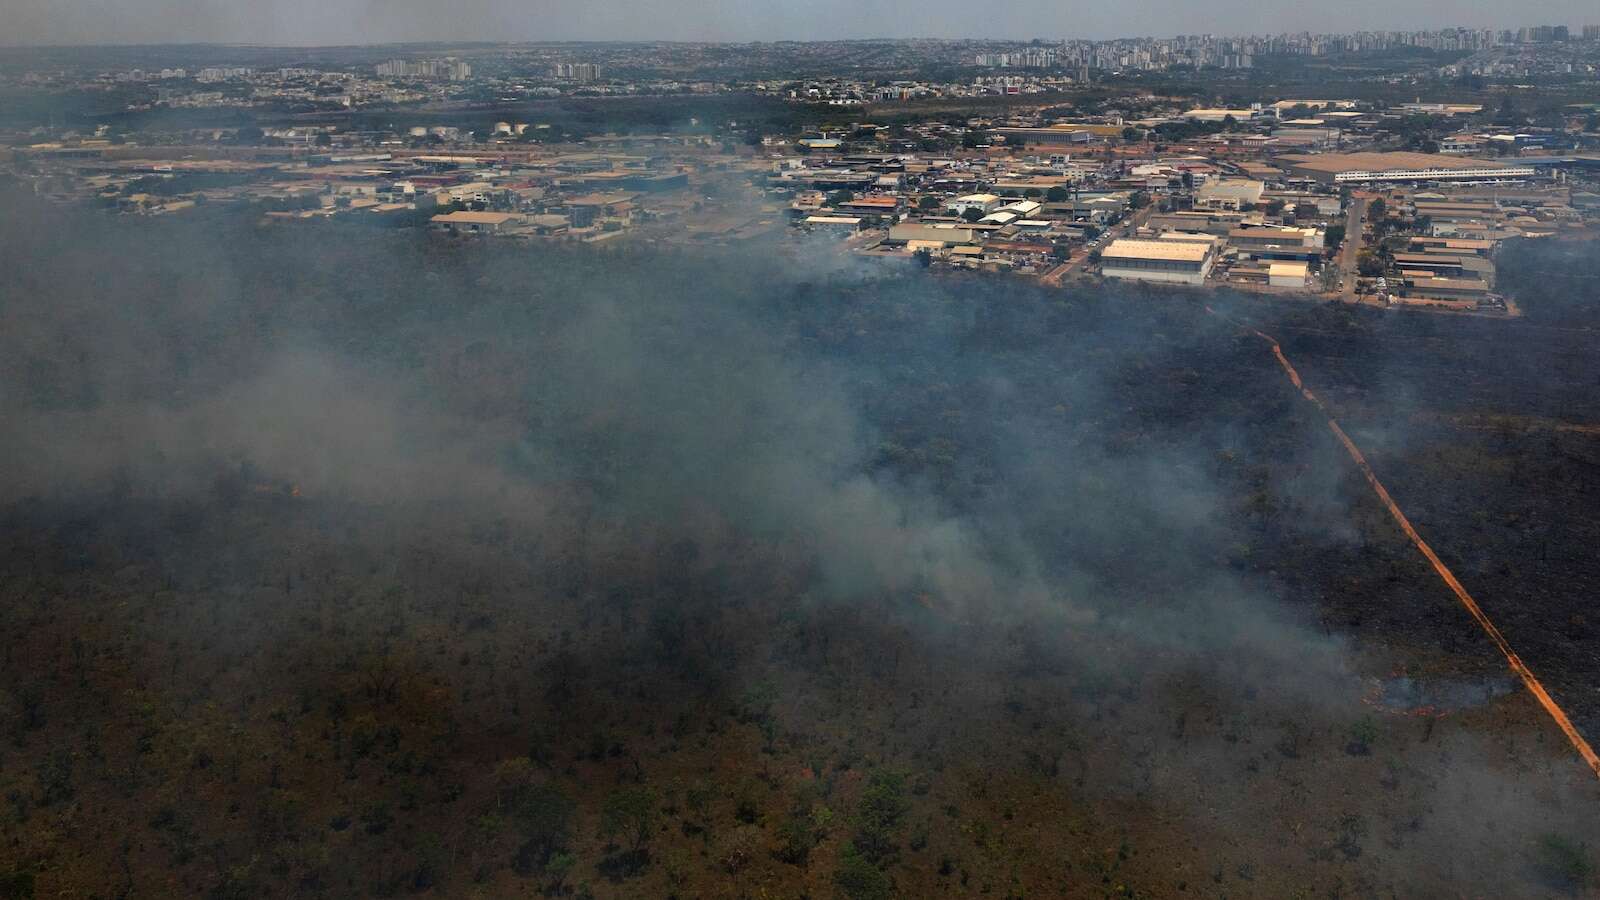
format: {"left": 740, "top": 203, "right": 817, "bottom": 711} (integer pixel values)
{"left": 1, "top": 194, "right": 1598, "bottom": 897}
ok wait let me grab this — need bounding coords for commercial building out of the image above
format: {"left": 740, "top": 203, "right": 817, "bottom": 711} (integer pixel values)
{"left": 1227, "top": 225, "right": 1324, "bottom": 260}
{"left": 837, "top": 196, "right": 902, "bottom": 216}
{"left": 1277, "top": 152, "right": 1535, "bottom": 185}
{"left": 886, "top": 223, "right": 980, "bottom": 246}
{"left": 946, "top": 193, "right": 1002, "bottom": 215}
{"left": 802, "top": 215, "right": 864, "bottom": 232}
{"left": 1148, "top": 210, "right": 1258, "bottom": 236}
{"left": 1390, "top": 252, "right": 1488, "bottom": 278}
{"left": 1261, "top": 191, "right": 1343, "bottom": 218}
{"left": 1182, "top": 107, "right": 1262, "bottom": 123}
{"left": 1407, "top": 236, "right": 1493, "bottom": 257}
{"left": 1100, "top": 239, "right": 1217, "bottom": 285}
{"left": 1440, "top": 134, "right": 1490, "bottom": 155}
{"left": 1195, "top": 179, "right": 1265, "bottom": 211}
{"left": 993, "top": 127, "right": 1099, "bottom": 147}
{"left": 1400, "top": 276, "right": 1492, "bottom": 302}
{"left": 1268, "top": 261, "right": 1311, "bottom": 288}
{"left": 1410, "top": 200, "right": 1502, "bottom": 224}
{"left": 429, "top": 211, "right": 521, "bottom": 234}
{"left": 1397, "top": 103, "right": 1482, "bottom": 116}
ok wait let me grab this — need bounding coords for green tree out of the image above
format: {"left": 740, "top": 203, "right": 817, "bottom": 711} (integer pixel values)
{"left": 852, "top": 771, "right": 909, "bottom": 863}
{"left": 546, "top": 851, "right": 576, "bottom": 893}
{"left": 513, "top": 782, "right": 575, "bottom": 872}
{"left": 834, "top": 845, "right": 893, "bottom": 900}
{"left": 1367, "top": 197, "right": 1387, "bottom": 228}
{"left": 601, "top": 787, "right": 657, "bottom": 852}
{"left": 1045, "top": 186, "right": 1070, "bottom": 203}
{"left": 960, "top": 207, "right": 983, "bottom": 223}
{"left": 775, "top": 811, "right": 821, "bottom": 865}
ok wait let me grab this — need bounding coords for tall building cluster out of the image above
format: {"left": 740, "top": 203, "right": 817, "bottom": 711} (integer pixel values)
{"left": 375, "top": 59, "right": 472, "bottom": 81}
{"left": 974, "top": 48, "right": 1060, "bottom": 68}
{"left": 197, "top": 66, "right": 253, "bottom": 82}
{"left": 972, "top": 25, "right": 1600, "bottom": 73}
{"left": 551, "top": 63, "right": 602, "bottom": 82}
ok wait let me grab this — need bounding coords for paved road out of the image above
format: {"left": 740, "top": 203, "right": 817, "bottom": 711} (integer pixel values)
{"left": 1039, "top": 261, "right": 1073, "bottom": 286}
{"left": 1042, "top": 205, "right": 1154, "bottom": 286}
{"left": 1338, "top": 196, "right": 1369, "bottom": 300}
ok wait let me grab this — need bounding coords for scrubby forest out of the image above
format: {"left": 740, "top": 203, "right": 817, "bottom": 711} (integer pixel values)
{"left": 1, "top": 195, "right": 1598, "bottom": 898}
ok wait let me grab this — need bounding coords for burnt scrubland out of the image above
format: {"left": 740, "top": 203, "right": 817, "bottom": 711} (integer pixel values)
{"left": 1, "top": 195, "right": 1598, "bottom": 899}
{"left": 1270, "top": 241, "right": 1600, "bottom": 741}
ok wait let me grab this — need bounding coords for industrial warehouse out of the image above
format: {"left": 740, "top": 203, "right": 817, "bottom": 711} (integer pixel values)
{"left": 1099, "top": 238, "right": 1218, "bottom": 284}
{"left": 1278, "top": 151, "right": 1538, "bottom": 185}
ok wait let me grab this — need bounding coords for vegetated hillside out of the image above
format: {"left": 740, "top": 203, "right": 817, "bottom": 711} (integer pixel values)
{"left": 0, "top": 196, "right": 1596, "bottom": 900}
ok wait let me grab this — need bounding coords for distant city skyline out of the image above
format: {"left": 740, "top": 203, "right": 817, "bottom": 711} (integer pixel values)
{"left": 5, "top": 0, "right": 1600, "bottom": 48}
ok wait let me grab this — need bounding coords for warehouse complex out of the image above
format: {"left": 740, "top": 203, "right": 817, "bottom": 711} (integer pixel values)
{"left": 1278, "top": 151, "right": 1537, "bottom": 185}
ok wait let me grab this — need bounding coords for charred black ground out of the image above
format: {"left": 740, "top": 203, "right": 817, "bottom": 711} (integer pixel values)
{"left": 2, "top": 195, "right": 1599, "bottom": 898}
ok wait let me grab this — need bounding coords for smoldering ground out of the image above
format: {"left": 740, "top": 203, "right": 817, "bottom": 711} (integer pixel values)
{"left": 1, "top": 192, "right": 1596, "bottom": 896}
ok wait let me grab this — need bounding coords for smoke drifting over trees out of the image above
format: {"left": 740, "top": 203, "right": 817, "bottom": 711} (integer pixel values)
{"left": 1, "top": 193, "right": 1596, "bottom": 896}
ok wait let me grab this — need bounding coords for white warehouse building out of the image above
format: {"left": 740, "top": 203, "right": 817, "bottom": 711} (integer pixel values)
{"left": 946, "top": 193, "right": 1002, "bottom": 215}
{"left": 1100, "top": 239, "right": 1218, "bottom": 285}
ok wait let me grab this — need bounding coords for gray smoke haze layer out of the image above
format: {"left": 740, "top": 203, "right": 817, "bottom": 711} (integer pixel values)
{"left": 3, "top": 0, "right": 1597, "bottom": 46}
{"left": 1, "top": 192, "right": 1597, "bottom": 893}
{"left": 0, "top": 193, "right": 1509, "bottom": 706}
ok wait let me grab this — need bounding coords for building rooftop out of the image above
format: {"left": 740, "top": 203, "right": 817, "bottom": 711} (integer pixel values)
{"left": 1157, "top": 231, "right": 1220, "bottom": 244}
{"left": 1197, "top": 179, "right": 1265, "bottom": 201}
{"left": 1102, "top": 239, "right": 1214, "bottom": 262}
{"left": 1406, "top": 277, "right": 1491, "bottom": 292}
{"left": 1228, "top": 226, "right": 1316, "bottom": 241}
{"left": 430, "top": 211, "right": 520, "bottom": 225}
{"left": 1279, "top": 152, "right": 1510, "bottom": 173}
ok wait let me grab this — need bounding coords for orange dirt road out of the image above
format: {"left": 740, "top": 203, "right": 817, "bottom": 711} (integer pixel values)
{"left": 1208, "top": 305, "right": 1600, "bottom": 780}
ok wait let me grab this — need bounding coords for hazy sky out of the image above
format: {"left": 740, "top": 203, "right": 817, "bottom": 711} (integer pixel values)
{"left": 4, "top": 0, "right": 1598, "bottom": 46}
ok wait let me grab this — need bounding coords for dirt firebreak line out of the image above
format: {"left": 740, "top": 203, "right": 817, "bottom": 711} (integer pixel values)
{"left": 1206, "top": 306, "right": 1600, "bottom": 780}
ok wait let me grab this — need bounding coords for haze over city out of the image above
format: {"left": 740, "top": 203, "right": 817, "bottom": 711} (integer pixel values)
{"left": 6, "top": 0, "right": 1600, "bottom": 45}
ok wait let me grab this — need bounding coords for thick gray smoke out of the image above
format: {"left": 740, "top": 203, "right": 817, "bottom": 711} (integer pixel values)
{"left": 1, "top": 191, "right": 1595, "bottom": 895}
